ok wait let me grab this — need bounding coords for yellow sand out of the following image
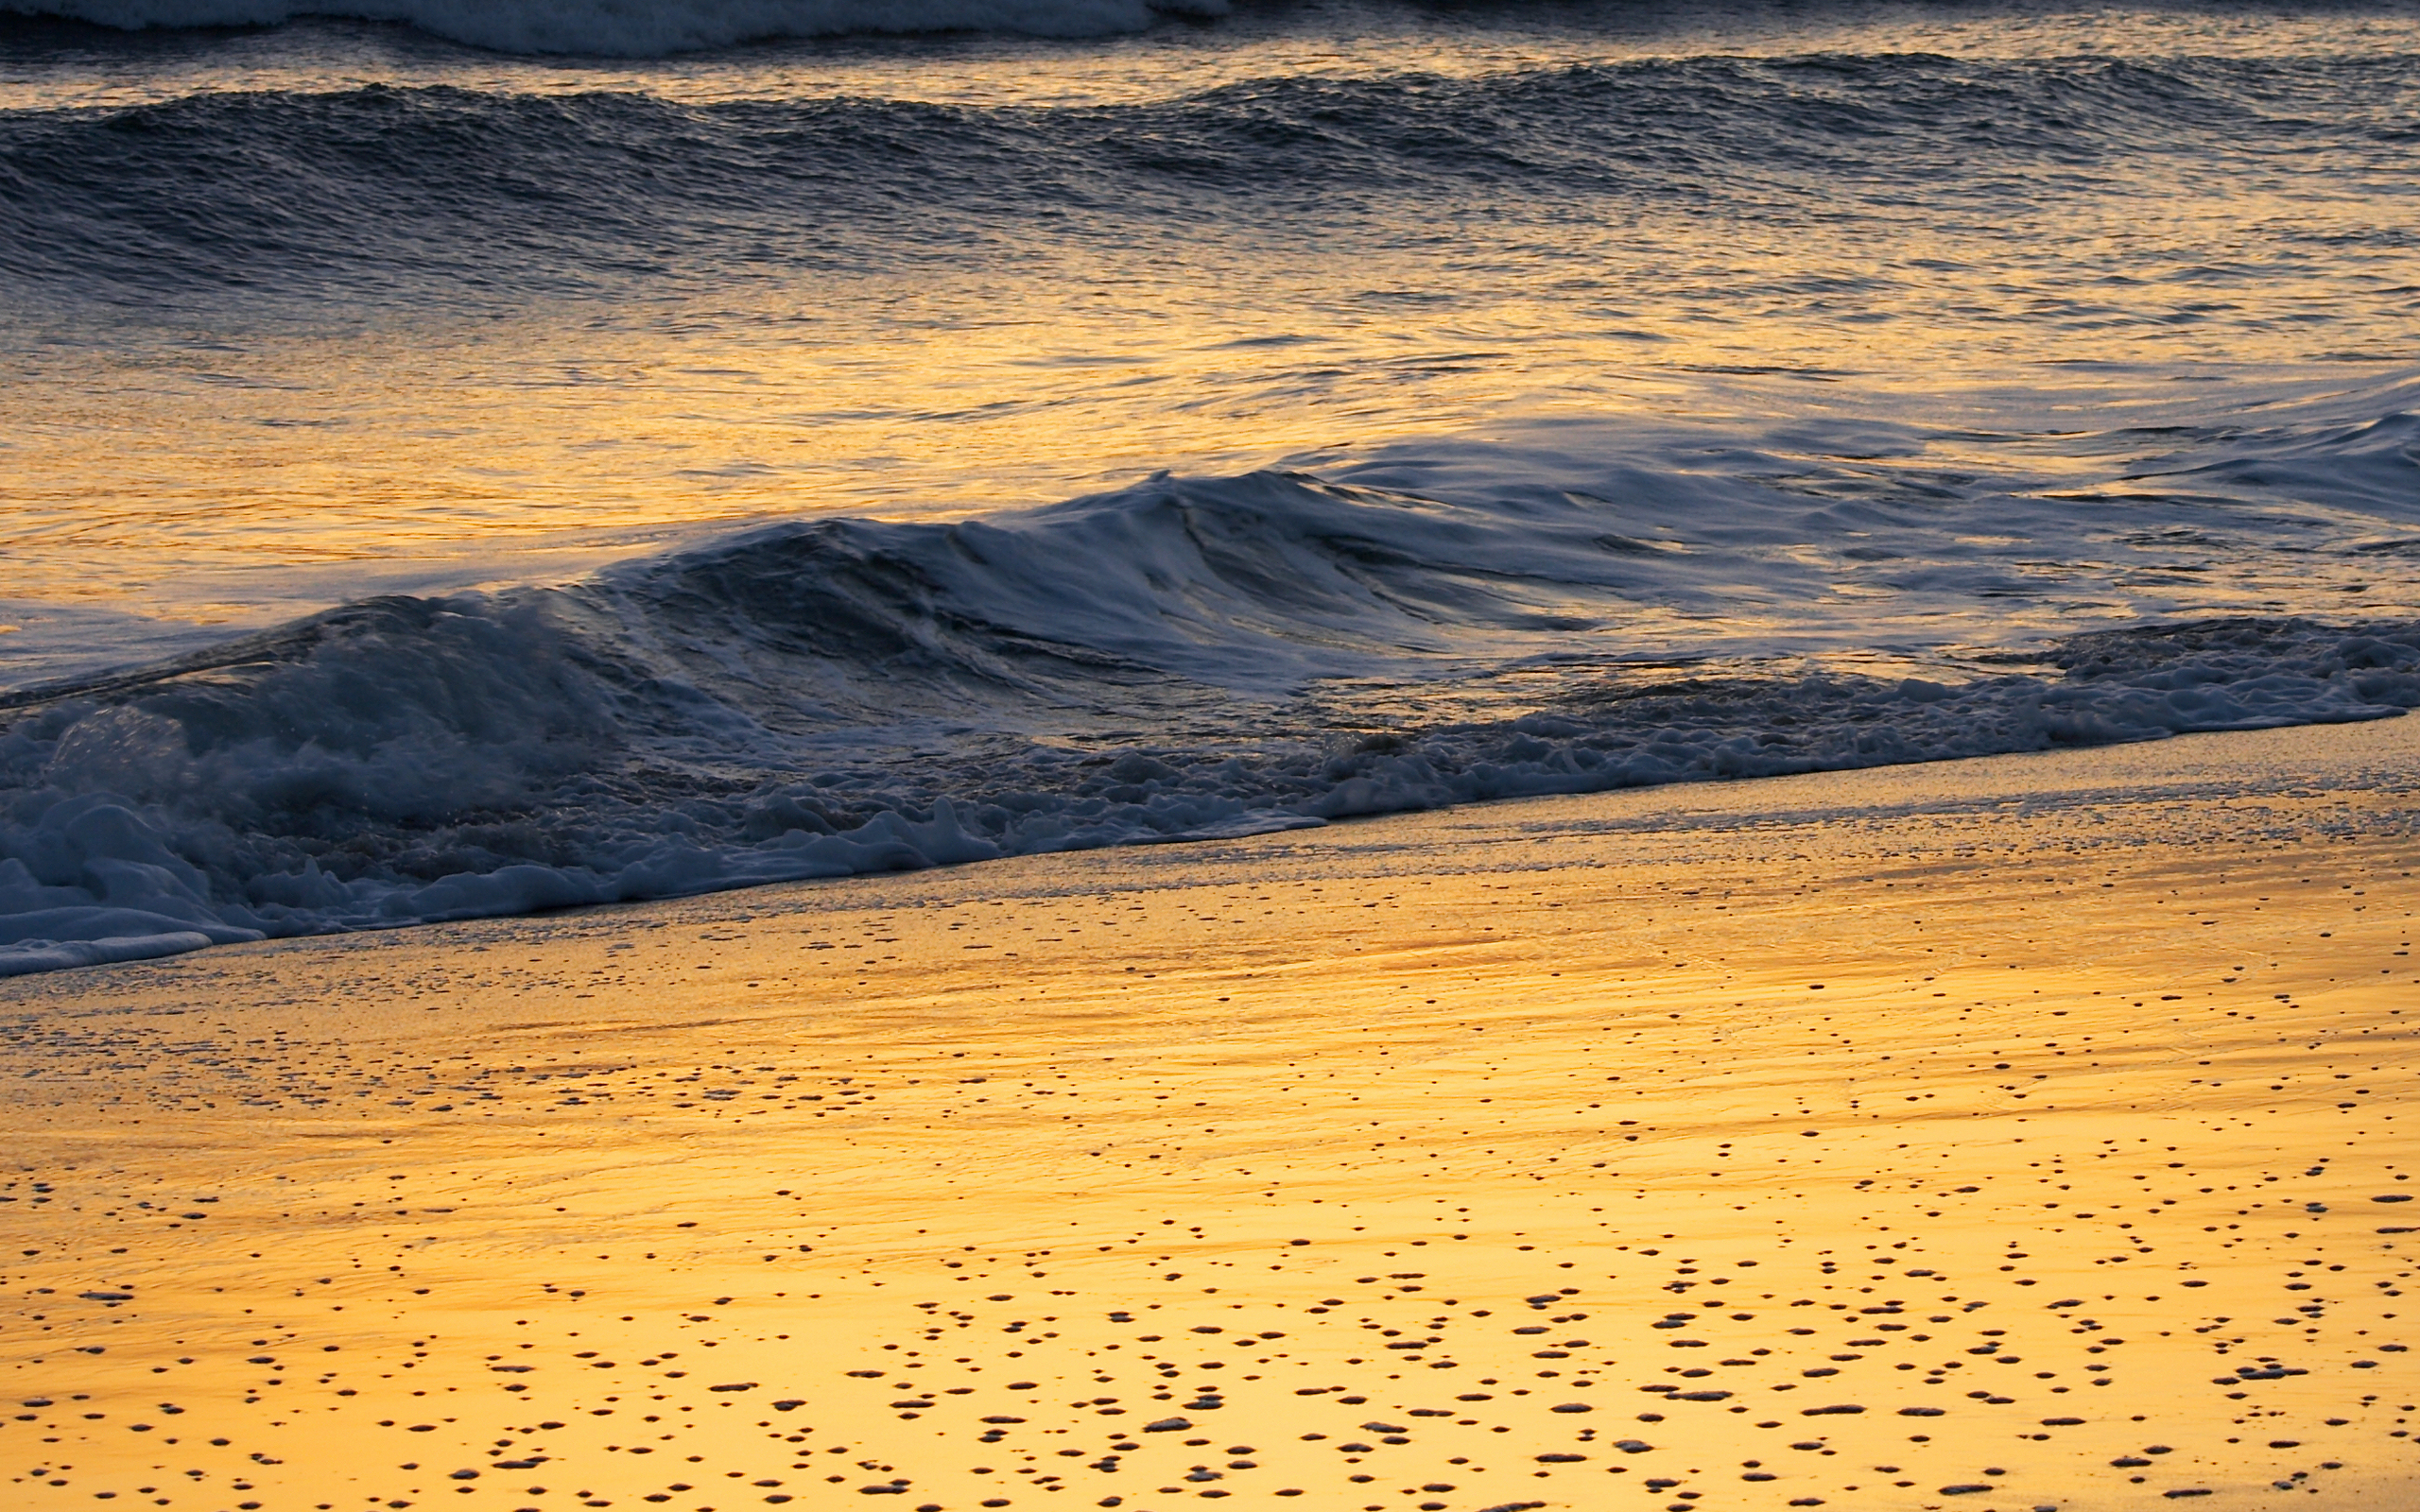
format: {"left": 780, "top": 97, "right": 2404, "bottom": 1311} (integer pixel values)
{"left": 2, "top": 718, "right": 2416, "bottom": 1512}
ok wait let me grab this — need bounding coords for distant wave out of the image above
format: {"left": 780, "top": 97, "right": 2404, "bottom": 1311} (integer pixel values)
{"left": 6, "top": 417, "right": 2418, "bottom": 977}
{"left": 3, "top": 0, "right": 1228, "bottom": 53}
{"left": 12, "top": 55, "right": 2411, "bottom": 309}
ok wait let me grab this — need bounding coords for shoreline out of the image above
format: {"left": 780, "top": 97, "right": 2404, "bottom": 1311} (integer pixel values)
{"left": 2, "top": 716, "right": 2415, "bottom": 1512}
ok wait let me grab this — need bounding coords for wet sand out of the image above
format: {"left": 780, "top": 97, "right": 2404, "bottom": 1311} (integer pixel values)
{"left": 2, "top": 718, "right": 2416, "bottom": 1512}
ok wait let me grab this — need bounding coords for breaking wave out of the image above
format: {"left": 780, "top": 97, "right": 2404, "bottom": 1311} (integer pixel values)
{"left": 10, "top": 52, "right": 2420, "bottom": 309}
{"left": 7, "top": 439, "right": 2418, "bottom": 977}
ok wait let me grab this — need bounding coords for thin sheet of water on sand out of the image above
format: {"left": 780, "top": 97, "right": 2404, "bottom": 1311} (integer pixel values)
{"left": 0, "top": 719, "right": 2415, "bottom": 1512}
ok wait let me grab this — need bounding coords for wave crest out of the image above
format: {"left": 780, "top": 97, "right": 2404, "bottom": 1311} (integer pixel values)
{"left": 6, "top": 458, "right": 2418, "bottom": 977}
{"left": 5, "top": 0, "right": 1227, "bottom": 55}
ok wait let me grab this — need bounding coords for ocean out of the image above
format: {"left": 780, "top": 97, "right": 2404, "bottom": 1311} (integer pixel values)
{"left": 2, "top": 0, "right": 2417, "bottom": 974}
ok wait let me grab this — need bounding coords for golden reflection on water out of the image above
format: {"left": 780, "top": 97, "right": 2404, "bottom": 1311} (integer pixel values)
{"left": 9, "top": 286, "right": 2409, "bottom": 624}
{"left": 11, "top": 8, "right": 2420, "bottom": 112}
{"left": 7, "top": 8, "right": 2420, "bottom": 623}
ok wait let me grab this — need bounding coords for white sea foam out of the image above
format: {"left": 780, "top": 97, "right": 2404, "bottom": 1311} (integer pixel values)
{"left": 6, "top": 0, "right": 1225, "bottom": 52}
{"left": 5, "top": 432, "right": 2418, "bottom": 978}
{"left": 3, "top": 619, "right": 2411, "bottom": 980}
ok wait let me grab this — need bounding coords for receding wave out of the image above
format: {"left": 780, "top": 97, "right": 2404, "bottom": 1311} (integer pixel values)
{"left": 6, "top": 430, "right": 2418, "bottom": 977}
{"left": 3, "top": 0, "right": 1229, "bottom": 55}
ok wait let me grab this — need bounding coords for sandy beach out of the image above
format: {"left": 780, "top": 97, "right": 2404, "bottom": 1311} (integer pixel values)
{"left": 2, "top": 719, "right": 2414, "bottom": 1512}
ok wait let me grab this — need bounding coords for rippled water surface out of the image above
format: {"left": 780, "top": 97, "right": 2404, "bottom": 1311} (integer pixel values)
{"left": 5, "top": 3, "right": 2418, "bottom": 624}
{"left": 4, "top": 2, "right": 2420, "bottom": 968}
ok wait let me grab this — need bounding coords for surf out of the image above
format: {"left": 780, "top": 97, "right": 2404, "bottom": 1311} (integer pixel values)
{"left": 6, "top": 437, "right": 2417, "bottom": 977}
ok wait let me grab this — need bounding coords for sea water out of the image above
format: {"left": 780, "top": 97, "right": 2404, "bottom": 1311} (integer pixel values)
{"left": 2, "top": 0, "right": 2417, "bottom": 972}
